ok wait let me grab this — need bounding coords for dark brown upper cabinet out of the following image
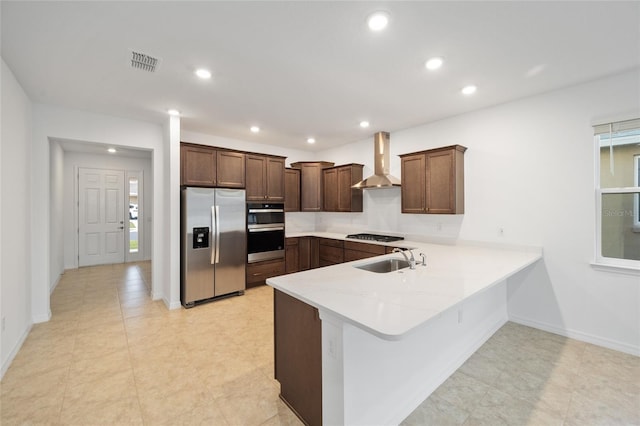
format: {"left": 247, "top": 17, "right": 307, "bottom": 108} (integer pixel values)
{"left": 285, "top": 168, "right": 301, "bottom": 212}
{"left": 323, "top": 164, "right": 363, "bottom": 212}
{"left": 181, "top": 143, "right": 217, "bottom": 187}
{"left": 216, "top": 150, "right": 246, "bottom": 188}
{"left": 246, "top": 154, "right": 286, "bottom": 202}
{"left": 181, "top": 143, "right": 245, "bottom": 188}
{"left": 290, "top": 161, "right": 334, "bottom": 212}
{"left": 400, "top": 145, "right": 466, "bottom": 214}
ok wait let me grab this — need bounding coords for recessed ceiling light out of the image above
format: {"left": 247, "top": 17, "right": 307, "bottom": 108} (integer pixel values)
{"left": 195, "top": 69, "right": 212, "bottom": 79}
{"left": 168, "top": 109, "right": 180, "bottom": 116}
{"left": 107, "top": 148, "right": 117, "bottom": 154}
{"left": 250, "top": 126, "right": 260, "bottom": 133}
{"left": 359, "top": 121, "right": 370, "bottom": 128}
{"left": 307, "top": 138, "right": 316, "bottom": 144}
{"left": 461, "top": 85, "right": 477, "bottom": 95}
{"left": 367, "top": 12, "right": 389, "bottom": 31}
{"left": 425, "top": 57, "right": 443, "bottom": 70}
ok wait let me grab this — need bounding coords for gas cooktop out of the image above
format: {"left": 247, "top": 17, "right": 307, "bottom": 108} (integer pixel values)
{"left": 345, "top": 233, "right": 404, "bottom": 243}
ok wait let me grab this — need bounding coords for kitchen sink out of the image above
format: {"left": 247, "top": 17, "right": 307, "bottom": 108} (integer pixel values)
{"left": 354, "top": 258, "right": 411, "bottom": 273}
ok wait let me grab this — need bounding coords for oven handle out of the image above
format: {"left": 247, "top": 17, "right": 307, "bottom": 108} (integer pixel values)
{"left": 248, "top": 208, "right": 285, "bottom": 213}
{"left": 248, "top": 226, "right": 285, "bottom": 233}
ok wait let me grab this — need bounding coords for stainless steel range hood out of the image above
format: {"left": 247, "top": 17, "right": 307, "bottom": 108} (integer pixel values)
{"left": 352, "top": 132, "right": 401, "bottom": 189}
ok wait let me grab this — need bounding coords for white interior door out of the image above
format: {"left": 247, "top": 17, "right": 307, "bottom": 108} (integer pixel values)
{"left": 78, "top": 168, "right": 125, "bottom": 266}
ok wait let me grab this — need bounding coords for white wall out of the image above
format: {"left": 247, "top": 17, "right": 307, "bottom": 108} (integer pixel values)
{"left": 49, "top": 141, "right": 64, "bottom": 289}
{"left": 315, "top": 69, "right": 640, "bottom": 354}
{"left": 1, "top": 58, "right": 33, "bottom": 377}
{"left": 32, "top": 104, "right": 166, "bottom": 321}
{"left": 164, "top": 115, "right": 181, "bottom": 309}
{"left": 180, "top": 130, "right": 312, "bottom": 165}
{"left": 61, "top": 151, "right": 153, "bottom": 270}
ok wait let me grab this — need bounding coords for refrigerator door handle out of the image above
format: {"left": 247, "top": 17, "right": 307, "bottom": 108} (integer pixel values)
{"left": 210, "top": 206, "right": 216, "bottom": 265}
{"left": 214, "top": 205, "right": 220, "bottom": 264}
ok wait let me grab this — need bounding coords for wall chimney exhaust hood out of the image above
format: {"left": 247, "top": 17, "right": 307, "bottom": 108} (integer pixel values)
{"left": 352, "top": 131, "right": 401, "bottom": 189}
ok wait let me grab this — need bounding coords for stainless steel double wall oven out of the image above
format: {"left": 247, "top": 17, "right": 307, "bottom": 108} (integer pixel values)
{"left": 246, "top": 203, "right": 285, "bottom": 263}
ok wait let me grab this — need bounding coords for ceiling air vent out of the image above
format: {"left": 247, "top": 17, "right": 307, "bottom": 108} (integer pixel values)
{"left": 130, "top": 51, "right": 159, "bottom": 72}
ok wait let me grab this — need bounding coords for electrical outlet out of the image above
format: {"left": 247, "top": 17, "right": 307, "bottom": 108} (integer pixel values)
{"left": 499, "top": 227, "right": 504, "bottom": 237}
{"left": 437, "top": 223, "right": 443, "bottom": 231}
{"left": 457, "top": 309, "right": 463, "bottom": 324}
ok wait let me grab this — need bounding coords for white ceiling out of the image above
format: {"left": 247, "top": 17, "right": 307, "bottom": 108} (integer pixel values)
{"left": 51, "top": 138, "right": 153, "bottom": 159}
{"left": 2, "top": 1, "right": 639, "bottom": 152}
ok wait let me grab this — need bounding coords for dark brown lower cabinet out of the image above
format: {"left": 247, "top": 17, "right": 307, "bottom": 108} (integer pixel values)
{"left": 318, "top": 238, "right": 344, "bottom": 267}
{"left": 343, "top": 240, "right": 386, "bottom": 261}
{"left": 299, "top": 236, "right": 319, "bottom": 270}
{"left": 274, "top": 289, "right": 322, "bottom": 426}
{"left": 285, "top": 238, "right": 299, "bottom": 273}
{"left": 246, "top": 259, "right": 285, "bottom": 288}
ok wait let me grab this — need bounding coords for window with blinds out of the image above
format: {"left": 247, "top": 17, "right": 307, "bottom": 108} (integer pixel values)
{"left": 594, "top": 118, "right": 640, "bottom": 268}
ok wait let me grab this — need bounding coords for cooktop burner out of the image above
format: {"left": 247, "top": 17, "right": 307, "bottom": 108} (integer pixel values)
{"left": 345, "top": 233, "right": 404, "bottom": 243}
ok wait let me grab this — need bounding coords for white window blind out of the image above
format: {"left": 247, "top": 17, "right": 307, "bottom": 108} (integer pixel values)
{"left": 593, "top": 118, "right": 640, "bottom": 135}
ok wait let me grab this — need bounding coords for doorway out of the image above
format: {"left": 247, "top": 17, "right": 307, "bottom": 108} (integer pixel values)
{"left": 78, "top": 167, "right": 144, "bottom": 267}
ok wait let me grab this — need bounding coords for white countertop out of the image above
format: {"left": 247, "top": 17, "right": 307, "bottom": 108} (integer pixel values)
{"left": 268, "top": 233, "right": 542, "bottom": 340}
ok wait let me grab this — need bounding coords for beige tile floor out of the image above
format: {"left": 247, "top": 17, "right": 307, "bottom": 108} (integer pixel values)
{"left": 1, "top": 262, "right": 300, "bottom": 425}
{"left": 1, "top": 261, "right": 638, "bottom": 425}
{"left": 402, "top": 322, "right": 640, "bottom": 426}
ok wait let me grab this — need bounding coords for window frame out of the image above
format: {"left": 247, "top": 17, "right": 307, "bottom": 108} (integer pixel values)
{"left": 634, "top": 154, "right": 640, "bottom": 231}
{"left": 593, "top": 121, "right": 640, "bottom": 272}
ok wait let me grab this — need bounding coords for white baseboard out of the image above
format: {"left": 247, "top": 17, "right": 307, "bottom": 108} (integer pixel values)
{"left": 32, "top": 310, "right": 52, "bottom": 324}
{"left": 161, "top": 296, "right": 181, "bottom": 310}
{"left": 50, "top": 272, "right": 62, "bottom": 295}
{"left": 508, "top": 315, "right": 639, "bottom": 357}
{"left": 1, "top": 322, "right": 32, "bottom": 381}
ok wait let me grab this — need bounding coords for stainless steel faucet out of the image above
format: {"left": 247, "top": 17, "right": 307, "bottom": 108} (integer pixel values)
{"left": 393, "top": 248, "right": 416, "bottom": 269}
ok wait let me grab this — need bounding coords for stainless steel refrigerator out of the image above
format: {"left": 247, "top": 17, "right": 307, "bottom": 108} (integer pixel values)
{"left": 181, "top": 187, "right": 246, "bottom": 307}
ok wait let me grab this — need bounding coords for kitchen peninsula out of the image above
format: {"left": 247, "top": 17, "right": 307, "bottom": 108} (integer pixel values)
{"left": 267, "top": 234, "right": 542, "bottom": 426}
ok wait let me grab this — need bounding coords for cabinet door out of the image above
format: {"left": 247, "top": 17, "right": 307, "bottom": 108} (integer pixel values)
{"left": 299, "top": 237, "right": 311, "bottom": 271}
{"left": 401, "top": 154, "right": 426, "bottom": 213}
{"left": 246, "top": 155, "right": 266, "bottom": 201}
{"left": 266, "top": 157, "right": 285, "bottom": 201}
{"left": 285, "top": 238, "right": 299, "bottom": 273}
{"left": 298, "top": 236, "right": 320, "bottom": 270}
{"left": 337, "top": 165, "right": 363, "bottom": 212}
{"left": 425, "top": 150, "right": 455, "bottom": 214}
{"left": 323, "top": 168, "right": 338, "bottom": 211}
{"left": 285, "top": 168, "right": 300, "bottom": 212}
{"left": 300, "top": 164, "right": 323, "bottom": 211}
{"left": 310, "top": 237, "right": 320, "bottom": 269}
{"left": 274, "top": 290, "right": 322, "bottom": 426}
{"left": 181, "top": 145, "right": 217, "bottom": 187}
{"left": 216, "top": 151, "right": 245, "bottom": 188}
